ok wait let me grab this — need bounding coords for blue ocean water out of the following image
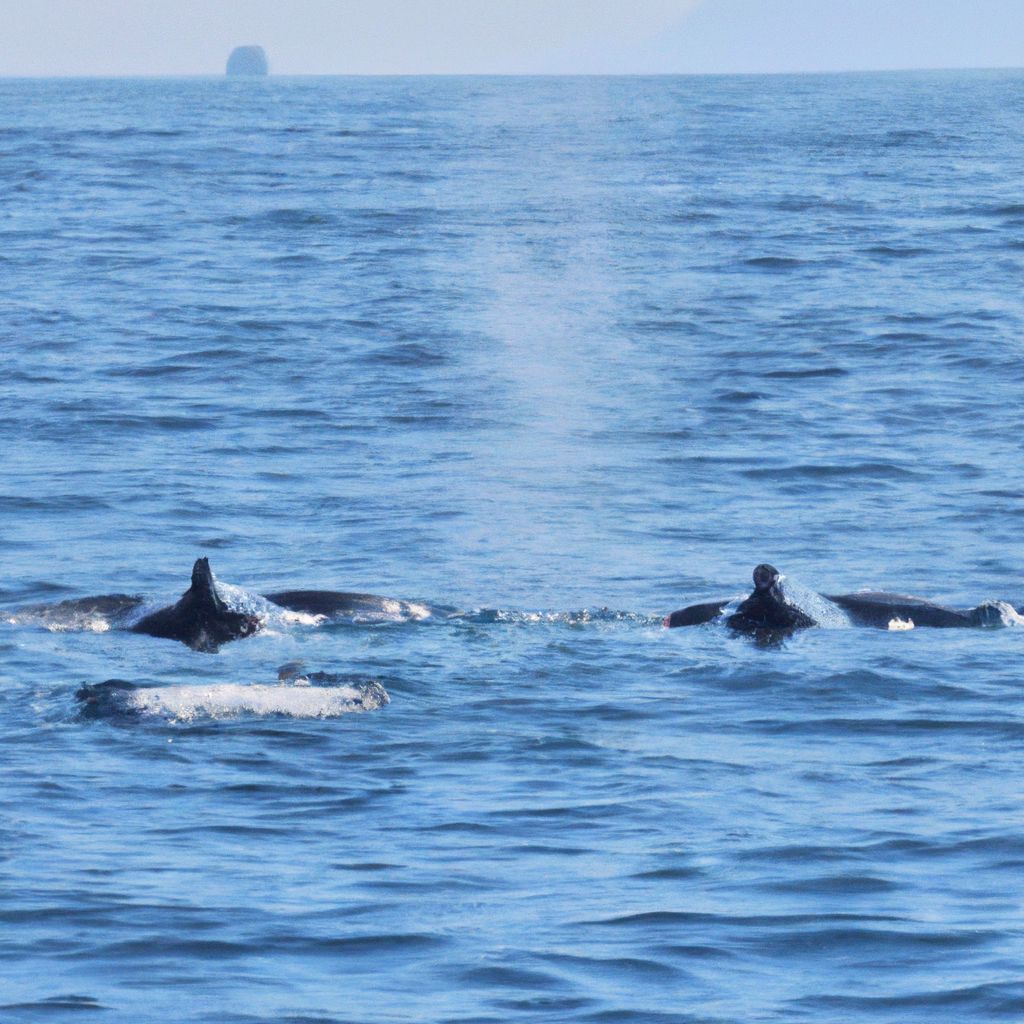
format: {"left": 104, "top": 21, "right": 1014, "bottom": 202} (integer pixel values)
{"left": 2, "top": 71, "right": 1024, "bottom": 1022}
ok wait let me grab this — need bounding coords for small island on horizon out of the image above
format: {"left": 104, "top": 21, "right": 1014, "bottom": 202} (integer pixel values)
{"left": 226, "top": 45, "right": 269, "bottom": 76}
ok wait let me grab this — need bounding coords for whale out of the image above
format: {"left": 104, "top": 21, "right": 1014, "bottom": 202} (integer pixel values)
{"left": 7, "top": 557, "right": 448, "bottom": 650}
{"left": 6, "top": 558, "right": 259, "bottom": 651}
{"left": 664, "top": 565, "right": 816, "bottom": 631}
{"left": 130, "top": 557, "right": 262, "bottom": 652}
{"left": 664, "top": 565, "right": 1022, "bottom": 632}
{"left": 262, "top": 589, "right": 450, "bottom": 621}
{"left": 76, "top": 670, "right": 390, "bottom": 721}
{"left": 6, "top": 593, "right": 146, "bottom": 630}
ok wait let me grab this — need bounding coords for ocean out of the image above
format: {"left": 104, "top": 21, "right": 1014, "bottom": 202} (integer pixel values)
{"left": 2, "top": 71, "right": 1024, "bottom": 1022}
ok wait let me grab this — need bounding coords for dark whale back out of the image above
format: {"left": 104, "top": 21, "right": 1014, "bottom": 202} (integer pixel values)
{"left": 76, "top": 679, "right": 140, "bottom": 718}
{"left": 264, "top": 590, "right": 453, "bottom": 620}
{"left": 263, "top": 591, "right": 399, "bottom": 617}
{"left": 131, "top": 558, "right": 260, "bottom": 652}
{"left": 826, "top": 592, "right": 974, "bottom": 628}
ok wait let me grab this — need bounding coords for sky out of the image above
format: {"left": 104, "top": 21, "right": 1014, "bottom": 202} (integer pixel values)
{"left": 0, "top": 0, "right": 1022, "bottom": 77}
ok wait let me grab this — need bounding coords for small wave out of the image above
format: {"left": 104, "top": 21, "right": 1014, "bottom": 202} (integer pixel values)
{"left": 540, "top": 951, "right": 679, "bottom": 979}
{"left": 0, "top": 994, "right": 108, "bottom": 1012}
{"left": 264, "top": 931, "right": 443, "bottom": 955}
{"left": 489, "top": 608, "right": 660, "bottom": 626}
{"left": 864, "top": 244, "right": 931, "bottom": 258}
{"left": 966, "top": 202, "right": 1024, "bottom": 218}
{"left": 714, "top": 389, "right": 765, "bottom": 403}
{"left": 233, "top": 207, "right": 338, "bottom": 230}
{"left": 795, "top": 980, "right": 1024, "bottom": 1013}
{"left": 742, "top": 462, "right": 918, "bottom": 481}
{"left": 762, "top": 366, "right": 848, "bottom": 379}
{"left": 588, "top": 910, "right": 898, "bottom": 928}
{"left": 760, "top": 873, "right": 897, "bottom": 894}
{"left": 881, "top": 128, "right": 949, "bottom": 147}
{"left": 457, "top": 965, "right": 567, "bottom": 989}
{"left": 743, "top": 256, "right": 807, "bottom": 269}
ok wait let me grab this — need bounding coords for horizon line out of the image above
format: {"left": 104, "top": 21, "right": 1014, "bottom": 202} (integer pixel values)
{"left": 2, "top": 64, "right": 1023, "bottom": 81}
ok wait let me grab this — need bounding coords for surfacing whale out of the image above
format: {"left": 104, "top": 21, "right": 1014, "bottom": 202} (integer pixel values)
{"left": 663, "top": 565, "right": 821, "bottom": 632}
{"left": 7, "top": 557, "right": 452, "bottom": 651}
{"left": 664, "top": 564, "right": 1022, "bottom": 632}
{"left": 131, "top": 557, "right": 261, "bottom": 652}
{"left": 6, "top": 557, "right": 259, "bottom": 651}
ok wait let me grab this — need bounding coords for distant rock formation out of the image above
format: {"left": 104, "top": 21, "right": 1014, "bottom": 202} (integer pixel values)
{"left": 226, "top": 46, "right": 269, "bottom": 76}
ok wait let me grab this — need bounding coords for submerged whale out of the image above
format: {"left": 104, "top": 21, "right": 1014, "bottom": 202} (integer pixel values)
{"left": 76, "top": 669, "right": 390, "bottom": 721}
{"left": 664, "top": 564, "right": 1022, "bottom": 632}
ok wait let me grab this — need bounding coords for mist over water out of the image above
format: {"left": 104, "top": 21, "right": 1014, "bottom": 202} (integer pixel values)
{"left": 2, "top": 72, "right": 1024, "bottom": 1022}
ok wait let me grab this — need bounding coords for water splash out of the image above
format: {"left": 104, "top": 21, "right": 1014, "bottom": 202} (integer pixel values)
{"left": 776, "top": 576, "right": 852, "bottom": 628}
{"left": 489, "top": 608, "right": 662, "bottom": 626}
{"left": 971, "top": 601, "right": 1024, "bottom": 628}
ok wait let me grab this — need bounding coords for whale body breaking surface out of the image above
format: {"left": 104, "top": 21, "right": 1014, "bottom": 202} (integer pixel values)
{"left": 5, "top": 557, "right": 448, "bottom": 652}
{"left": 665, "top": 564, "right": 1024, "bottom": 633}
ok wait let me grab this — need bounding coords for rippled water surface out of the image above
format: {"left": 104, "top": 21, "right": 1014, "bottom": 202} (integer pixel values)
{"left": 3, "top": 72, "right": 1024, "bottom": 1023}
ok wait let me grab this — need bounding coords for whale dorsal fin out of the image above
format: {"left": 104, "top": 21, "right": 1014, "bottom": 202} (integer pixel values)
{"left": 190, "top": 557, "right": 223, "bottom": 610}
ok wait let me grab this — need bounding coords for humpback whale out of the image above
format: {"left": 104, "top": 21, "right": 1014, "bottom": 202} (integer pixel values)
{"left": 7, "top": 557, "right": 448, "bottom": 650}
{"left": 663, "top": 565, "right": 823, "bottom": 632}
{"left": 130, "top": 557, "right": 261, "bottom": 652}
{"left": 665, "top": 565, "right": 1022, "bottom": 632}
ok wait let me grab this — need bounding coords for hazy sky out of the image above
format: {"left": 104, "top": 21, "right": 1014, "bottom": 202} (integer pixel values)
{"left": 1, "top": 0, "right": 1022, "bottom": 77}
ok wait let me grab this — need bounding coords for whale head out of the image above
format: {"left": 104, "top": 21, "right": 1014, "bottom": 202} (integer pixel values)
{"left": 752, "top": 564, "right": 781, "bottom": 593}
{"left": 726, "top": 563, "right": 818, "bottom": 632}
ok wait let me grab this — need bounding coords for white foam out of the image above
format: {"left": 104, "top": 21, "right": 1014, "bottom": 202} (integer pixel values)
{"left": 214, "top": 580, "right": 332, "bottom": 629}
{"left": 41, "top": 615, "right": 111, "bottom": 633}
{"left": 888, "top": 617, "right": 915, "bottom": 631}
{"left": 277, "top": 609, "right": 327, "bottom": 627}
{"left": 973, "top": 600, "right": 1024, "bottom": 628}
{"left": 120, "top": 683, "right": 389, "bottom": 722}
{"left": 342, "top": 599, "right": 435, "bottom": 623}
{"left": 213, "top": 580, "right": 279, "bottom": 618}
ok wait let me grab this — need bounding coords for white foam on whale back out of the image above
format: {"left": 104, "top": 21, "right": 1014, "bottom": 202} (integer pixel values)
{"left": 776, "top": 575, "right": 852, "bottom": 628}
{"left": 213, "top": 580, "right": 325, "bottom": 626}
{"left": 121, "top": 683, "right": 389, "bottom": 722}
{"left": 214, "top": 580, "right": 433, "bottom": 625}
{"left": 44, "top": 616, "right": 112, "bottom": 633}
{"left": 973, "top": 600, "right": 1024, "bottom": 627}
